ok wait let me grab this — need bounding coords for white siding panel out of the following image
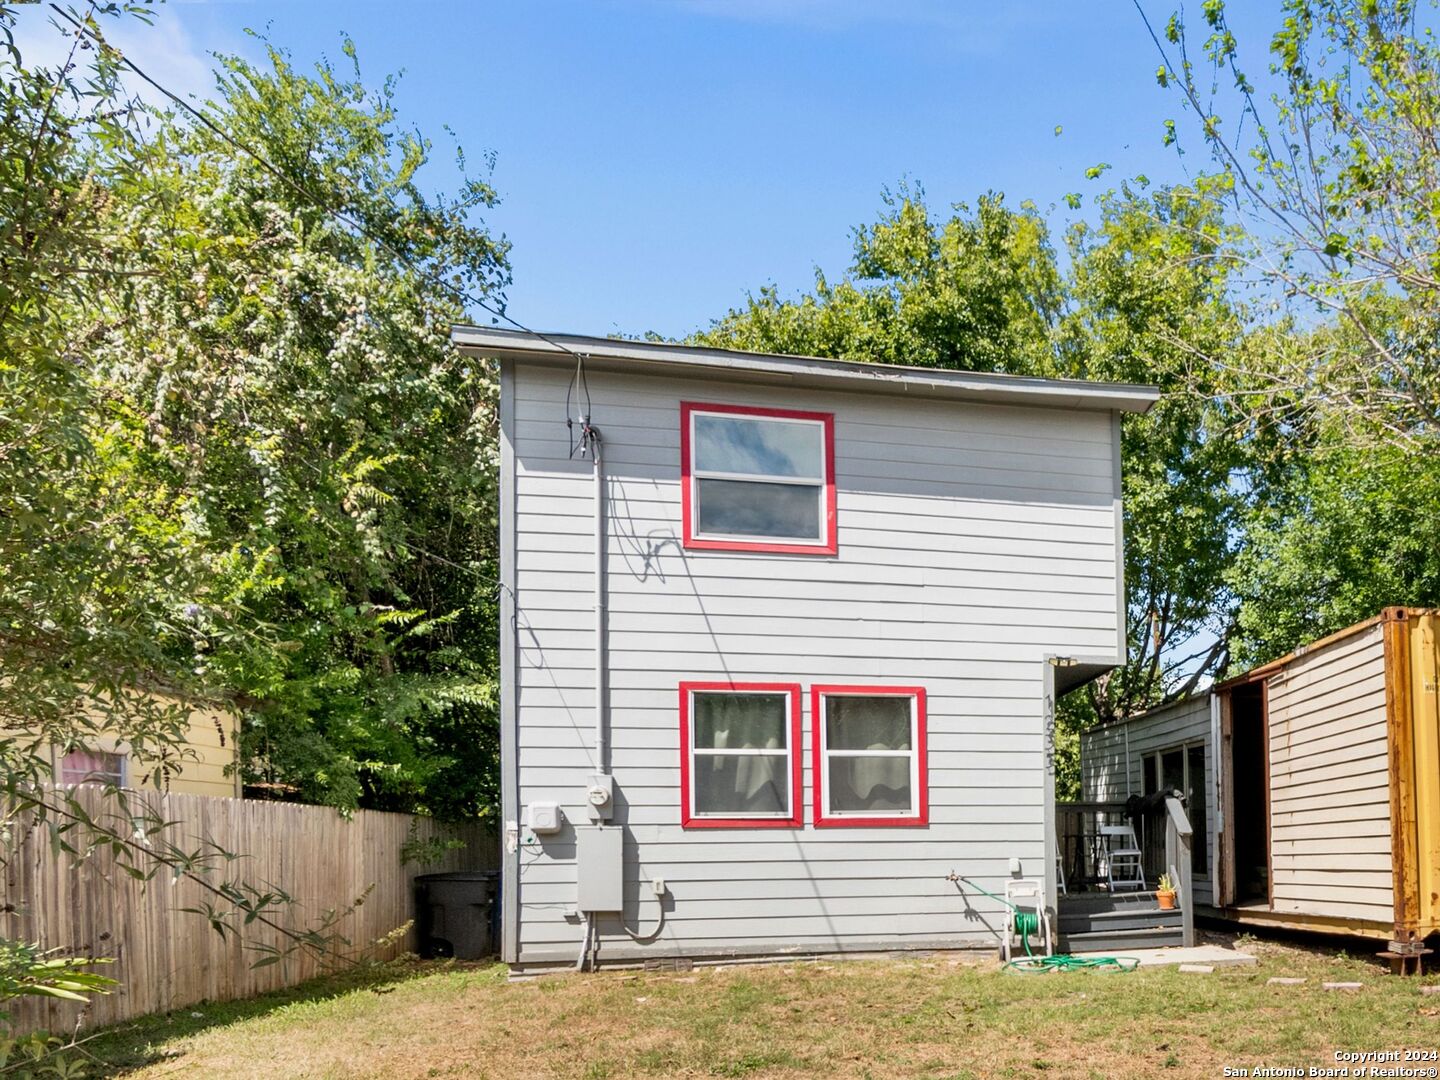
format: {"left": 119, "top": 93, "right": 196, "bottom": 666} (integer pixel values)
{"left": 1266, "top": 624, "right": 1393, "bottom": 924}
{"left": 1079, "top": 696, "right": 1215, "bottom": 906}
{"left": 510, "top": 362, "right": 1124, "bottom": 962}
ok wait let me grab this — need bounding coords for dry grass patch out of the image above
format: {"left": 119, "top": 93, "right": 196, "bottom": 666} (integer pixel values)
{"left": 83, "top": 935, "right": 1440, "bottom": 1079}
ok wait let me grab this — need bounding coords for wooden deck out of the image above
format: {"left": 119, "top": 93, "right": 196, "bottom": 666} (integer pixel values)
{"left": 1056, "top": 795, "right": 1196, "bottom": 952}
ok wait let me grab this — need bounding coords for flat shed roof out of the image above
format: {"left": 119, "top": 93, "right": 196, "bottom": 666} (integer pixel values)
{"left": 452, "top": 326, "right": 1161, "bottom": 414}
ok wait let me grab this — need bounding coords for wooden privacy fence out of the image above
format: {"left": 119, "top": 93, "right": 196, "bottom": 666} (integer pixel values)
{"left": 2, "top": 787, "right": 494, "bottom": 1032}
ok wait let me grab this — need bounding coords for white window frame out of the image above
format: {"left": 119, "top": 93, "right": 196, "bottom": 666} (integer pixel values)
{"left": 813, "top": 687, "right": 927, "bottom": 826}
{"left": 1144, "top": 742, "right": 1203, "bottom": 797}
{"left": 680, "top": 683, "right": 802, "bottom": 828}
{"left": 59, "top": 745, "right": 128, "bottom": 787}
{"left": 681, "top": 402, "right": 836, "bottom": 554}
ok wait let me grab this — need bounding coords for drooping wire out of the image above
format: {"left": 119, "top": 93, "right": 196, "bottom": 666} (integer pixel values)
{"left": 564, "top": 351, "right": 595, "bottom": 459}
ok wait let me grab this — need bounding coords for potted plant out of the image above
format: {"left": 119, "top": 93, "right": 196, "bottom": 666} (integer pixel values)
{"left": 1156, "top": 873, "right": 1177, "bottom": 910}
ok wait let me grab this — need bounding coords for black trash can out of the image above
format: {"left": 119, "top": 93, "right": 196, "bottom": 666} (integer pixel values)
{"left": 415, "top": 871, "right": 499, "bottom": 960}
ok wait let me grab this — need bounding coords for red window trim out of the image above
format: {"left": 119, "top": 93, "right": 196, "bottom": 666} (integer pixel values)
{"left": 811, "top": 685, "right": 928, "bottom": 828}
{"left": 680, "top": 401, "right": 838, "bottom": 556}
{"left": 679, "top": 681, "right": 804, "bottom": 829}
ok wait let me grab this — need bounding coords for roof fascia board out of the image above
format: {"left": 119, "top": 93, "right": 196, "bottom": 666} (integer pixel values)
{"left": 452, "top": 326, "right": 1160, "bottom": 414}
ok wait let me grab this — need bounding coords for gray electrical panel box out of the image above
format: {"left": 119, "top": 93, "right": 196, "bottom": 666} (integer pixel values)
{"left": 576, "top": 825, "right": 623, "bottom": 913}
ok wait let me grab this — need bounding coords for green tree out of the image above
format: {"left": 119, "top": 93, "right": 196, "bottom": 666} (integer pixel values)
{"left": 1, "top": 0, "right": 210, "bottom": 793}
{"left": 6, "top": 5, "right": 513, "bottom": 818}
{"left": 699, "top": 185, "right": 1064, "bottom": 376}
{"left": 73, "top": 36, "right": 512, "bottom": 816}
{"left": 1145, "top": 0, "right": 1440, "bottom": 445}
{"left": 1141, "top": 0, "right": 1440, "bottom": 668}
{"left": 1059, "top": 180, "right": 1266, "bottom": 720}
{"left": 1229, "top": 440, "right": 1440, "bottom": 666}
{"left": 2, "top": 5, "right": 417, "bottom": 1062}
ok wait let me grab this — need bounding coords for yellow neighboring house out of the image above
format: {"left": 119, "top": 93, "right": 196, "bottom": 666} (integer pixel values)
{"left": 50, "top": 702, "right": 241, "bottom": 799}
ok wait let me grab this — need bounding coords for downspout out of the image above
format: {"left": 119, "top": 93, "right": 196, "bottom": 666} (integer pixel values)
{"left": 591, "top": 424, "right": 608, "bottom": 777}
{"left": 1124, "top": 723, "right": 1132, "bottom": 798}
{"left": 576, "top": 422, "right": 606, "bottom": 974}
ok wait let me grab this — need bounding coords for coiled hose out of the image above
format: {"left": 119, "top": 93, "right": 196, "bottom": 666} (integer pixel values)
{"left": 956, "top": 877, "right": 1140, "bottom": 975}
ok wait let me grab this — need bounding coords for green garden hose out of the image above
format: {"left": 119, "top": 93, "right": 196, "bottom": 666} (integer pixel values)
{"left": 956, "top": 877, "right": 1140, "bottom": 975}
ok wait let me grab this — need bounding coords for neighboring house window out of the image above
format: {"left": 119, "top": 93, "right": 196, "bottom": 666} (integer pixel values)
{"left": 679, "top": 682, "right": 803, "bottom": 828}
{"left": 680, "top": 402, "right": 837, "bottom": 555}
{"left": 812, "top": 686, "right": 927, "bottom": 826}
{"left": 60, "top": 748, "right": 126, "bottom": 787}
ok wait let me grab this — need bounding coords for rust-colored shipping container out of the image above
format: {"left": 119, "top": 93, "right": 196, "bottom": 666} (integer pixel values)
{"left": 1213, "top": 608, "right": 1440, "bottom": 949}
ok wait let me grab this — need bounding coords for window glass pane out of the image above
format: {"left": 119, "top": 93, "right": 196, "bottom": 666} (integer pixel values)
{"left": 1143, "top": 755, "right": 1160, "bottom": 795}
{"left": 694, "top": 754, "right": 788, "bottom": 815}
{"left": 61, "top": 749, "right": 123, "bottom": 786}
{"left": 1161, "top": 749, "right": 1184, "bottom": 793}
{"left": 693, "top": 693, "right": 787, "bottom": 750}
{"left": 1187, "top": 744, "right": 1208, "bottom": 874}
{"left": 694, "top": 414, "right": 822, "bottom": 478}
{"left": 696, "top": 479, "right": 821, "bottom": 539}
{"left": 827, "top": 756, "right": 912, "bottom": 814}
{"left": 826, "top": 696, "right": 912, "bottom": 751}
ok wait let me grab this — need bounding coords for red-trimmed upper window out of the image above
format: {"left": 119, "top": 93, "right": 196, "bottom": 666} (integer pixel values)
{"left": 812, "top": 686, "right": 927, "bottom": 827}
{"left": 680, "top": 402, "right": 837, "bottom": 555}
{"left": 679, "top": 682, "right": 803, "bottom": 828}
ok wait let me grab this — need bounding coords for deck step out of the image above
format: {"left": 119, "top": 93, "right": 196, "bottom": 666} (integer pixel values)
{"left": 1057, "top": 907, "right": 1183, "bottom": 934}
{"left": 1060, "top": 925, "right": 1185, "bottom": 954}
{"left": 1058, "top": 891, "right": 1163, "bottom": 915}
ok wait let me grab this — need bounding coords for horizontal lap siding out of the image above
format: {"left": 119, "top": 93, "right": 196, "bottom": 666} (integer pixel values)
{"left": 511, "top": 363, "right": 1121, "bottom": 964}
{"left": 1267, "top": 625, "right": 1394, "bottom": 923}
{"left": 1079, "top": 697, "right": 1215, "bottom": 905}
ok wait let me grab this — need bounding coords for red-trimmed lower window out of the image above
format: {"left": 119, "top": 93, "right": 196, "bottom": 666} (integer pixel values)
{"left": 812, "top": 685, "right": 927, "bottom": 827}
{"left": 680, "top": 401, "right": 837, "bottom": 555}
{"left": 679, "top": 682, "right": 803, "bottom": 828}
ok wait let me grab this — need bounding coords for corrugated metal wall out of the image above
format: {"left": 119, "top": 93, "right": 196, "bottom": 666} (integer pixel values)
{"left": 508, "top": 360, "right": 1126, "bottom": 964}
{"left": 1266, "top": 623, "right": 1394, "bottom": 923}
{"left": 1079, "top": 696, "right": 1215, "bottom": 906}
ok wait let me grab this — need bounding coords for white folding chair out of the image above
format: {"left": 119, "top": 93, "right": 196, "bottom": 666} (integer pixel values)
{"left": 1099, "top": 823, "right": 1145, "bottom": 892}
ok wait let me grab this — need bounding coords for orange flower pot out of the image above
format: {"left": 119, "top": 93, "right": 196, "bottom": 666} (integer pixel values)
{"left": 1157, "top": 890, "right": 1177, "bottom": 910}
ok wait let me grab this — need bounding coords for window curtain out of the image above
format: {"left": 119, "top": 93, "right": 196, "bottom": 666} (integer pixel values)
{"left": 693, "top": 693, "right": 787, "bottom": 815}
{"left": 825, "top": 696, "right": 913, "bottom": 813}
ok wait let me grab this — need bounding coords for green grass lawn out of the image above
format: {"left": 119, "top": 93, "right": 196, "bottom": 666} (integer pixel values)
{"left": 80, "top": 934, "right": 1440, "bottom": 1080}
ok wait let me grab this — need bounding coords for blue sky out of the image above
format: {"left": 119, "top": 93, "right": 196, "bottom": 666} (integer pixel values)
{"left": 21, "top": 1, "right": 1285, "bottom": 339}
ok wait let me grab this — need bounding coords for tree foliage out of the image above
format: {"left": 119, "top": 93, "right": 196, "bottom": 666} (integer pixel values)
{"left": 5, "top": 0, "right": 510, "bottom": 824}
{"left": 75, "top": 36, "right": 512, "bottom": 816}
{"left": 3, "top": 4, "right": 452, "bottom": 1061}
{"left": 1059, "top": 180, "right": 1269, "bottom": 717}
{"left": 1138, "top": 0, "right": 1440, "bottom": 672}
{"left": 1230, "top": 441, "right": 1440, "bottom": 666}
{"left": 1146, "top": 0, "right": 1440, "bottom": 445}
{"left": 702, "top": 185, "right": 1062, "bottom": 375}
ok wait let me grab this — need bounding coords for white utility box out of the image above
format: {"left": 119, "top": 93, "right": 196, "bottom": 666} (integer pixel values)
{"left": 525, "top": 801, "right": 563, "bottom": 834}
{"left": 576, "top": 825, "right": 623, "bottom": 913}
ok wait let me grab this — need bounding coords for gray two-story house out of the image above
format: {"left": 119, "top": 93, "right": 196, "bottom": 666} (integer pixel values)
{"left": 454, "top": 326, "right": 1157, "bottom": 971}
